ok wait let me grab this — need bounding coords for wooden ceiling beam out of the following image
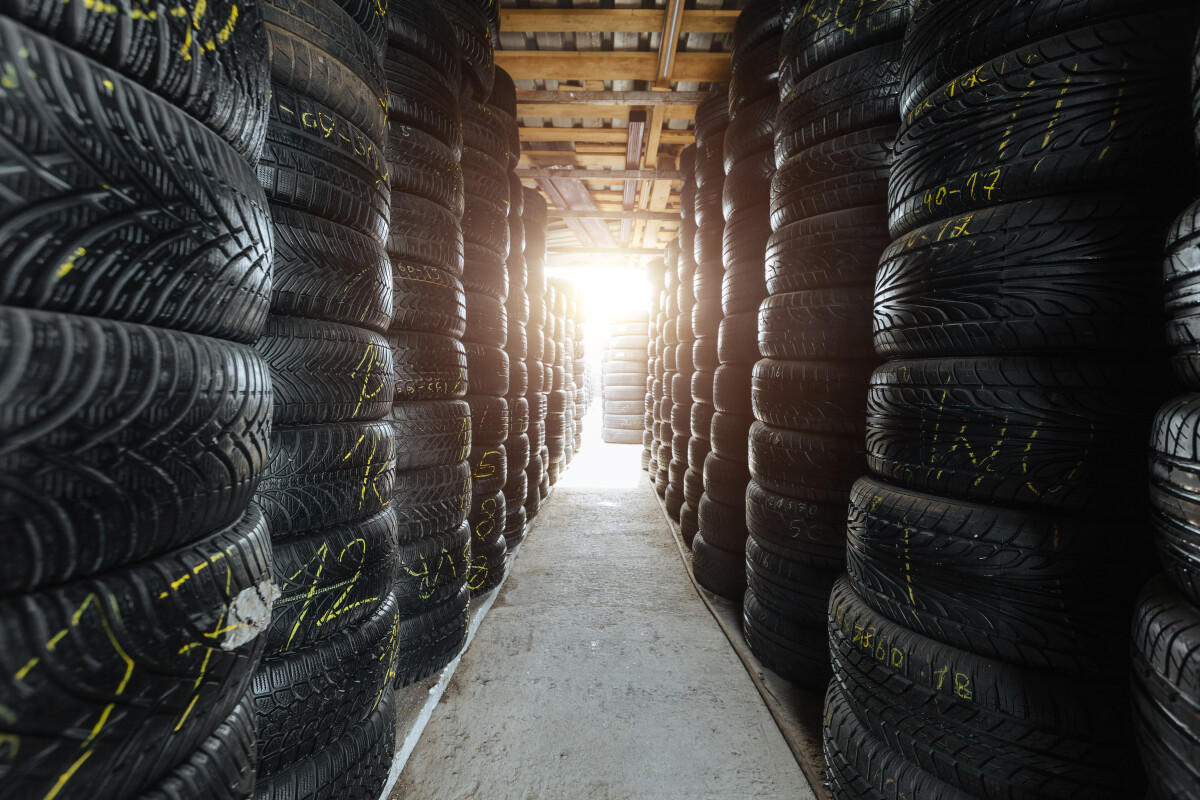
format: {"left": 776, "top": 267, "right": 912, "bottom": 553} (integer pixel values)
{"left": 519, "top": 127, "right": 692, "bottom": 145}
{"left": 516, "top": 103, "right": 696, "bottom": 120}
{"left": 516, "top": 168, "right": 682, "bottom": 180}
{"left": 517, "top": 90, "right": 711, "bottom": 105}
{"left": 495, "top": 51, "right": 730, "bottom": 83}
{"left": 548, "top": 210, "right": 680, "bottom": 221}
{"left": 498, "top": 9, "right": 737, "bottom": 34}
{"left": 520, "top": 152, "right": 629, "bottom": 168}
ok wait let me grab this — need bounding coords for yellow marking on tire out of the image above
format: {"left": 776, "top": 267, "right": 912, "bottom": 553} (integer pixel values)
{"left": 55, "top": 247, "right": 86, "bottom": 281}
{"left": 13, "top": 658, "right": 38, "bottom": 681}
{"left": 82, "top": 703, "right": 115, "bottom": 747}
{"left": 41, "top": 750, "right": 92, "bottom": 800}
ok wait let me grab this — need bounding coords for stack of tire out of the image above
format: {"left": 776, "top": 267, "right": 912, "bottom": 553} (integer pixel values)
{"left": 545, "top": 283, "right": 566, "bottom": 484}
{"left": 603, "top": 311, "right": 652, "bottom": 444}
{"left": 385, "top": 0, "right": 477, "bottom": 697}
{"left": 502, "top": 170, "right": 531, "bottom": 550}
{"left": 645, "top": 256, "right": 669, "bottom": 472}
{"left": 0, "top": 4, "right": 275, "bottom": 797}
{"left": 523, "top": 189, "right": 551, "bottom": 522}
{"left": 461, "top": 57, "right": 515, "bottom": 597}
{"left": 668, "top": 158, "right": 699, "bottom": 524}
{"left": 572, "top": 295, "right": 589, "bottom": 449}
{"left": 251, "top": 0, "right": 410, "bottom": 794}
{"left": 1134, "top": 26, "right": 1200, "bottom": 797}
{"left": 673, "top": 146, "right": 703, "bottom": 542}
{"left": 692, "top": 1, "right": 780, "bottom": 602}
{"left": 743, "top": 0, "right": 891, "bottom": 687}
{"left": 687, "top": 92, "right": 732, "bottom": 561}
{"left": 658, "top": 267, "right": 678, "bottom": 496}
{"left": 826, "top": 3, "right": 1200, "bottom": 797}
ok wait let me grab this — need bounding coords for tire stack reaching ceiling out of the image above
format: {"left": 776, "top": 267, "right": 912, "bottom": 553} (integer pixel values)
{"left": 689, "top": 90, "right": 740, "bottom": 584}
{"left": 603, "top": 311, "right": 653, "bottom": 445}
{"left": 658, "top": 263, "right": 679, "bottom": 494}
{"left": 523, "top": 188, "right": 551, "bottom": 523}
{"left": 572, "top": 292, "right": 589, "bottom": 451}
{"left": 385, "top": 0, "right": 474, "bottom": 698}
{"left": 673, "top": 146, "right": 703, "bottom": 543}
{"left": 669, "top": 150, "right": 699, "bottom": 526}
{"left": 692, "top": 1, "right": 781, "bottom": 602}
{"left": 252, "top": 0, "right": 405, "bottom": 794}
{"left": 546, "top": 279, "right": 573, "bottom": 482}
{"left": 1134, "top": 26, "right": 1200, "bottom": 798}
{"left": 645, "top": 256, "right": 669, "bottom": 472}
{"left": 458, "top": 19, "right": 512, "bottom": 596}
{"left": 744, "top": 0, "right": 898, "bottom": 688}
{"left": 0, "top": 3, "right": 275, "bottom": 796}
{"left": 827, "top": 3, "right": 1200, "bottom": 797}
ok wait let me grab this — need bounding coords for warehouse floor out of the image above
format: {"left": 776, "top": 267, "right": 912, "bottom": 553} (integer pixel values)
{"left": 391, "top": 424, "right": 815, "bottom": 800}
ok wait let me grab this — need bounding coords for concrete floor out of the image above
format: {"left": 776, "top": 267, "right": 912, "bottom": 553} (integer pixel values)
{"left": 392, "top": 423, "right": 815, "bottom": 800}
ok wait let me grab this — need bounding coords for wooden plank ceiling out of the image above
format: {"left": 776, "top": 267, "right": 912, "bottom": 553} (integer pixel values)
{"left": 497, "top": 0, "right": 739, "bottom": 260}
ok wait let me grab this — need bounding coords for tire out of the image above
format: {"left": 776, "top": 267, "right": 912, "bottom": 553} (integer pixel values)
{"left": 139, "top": 688, "right": 257, "bottom": 800}
{"left": 830, "top": 577, "right": 1141, "bottom": 800}
{"left": 691, "top": 532, "right": 746, "bottom": 600}
{"left": 769, "top": 125, "right": 897, "bottom": 228}
{"left": 888, "top": 14, "right": 1195, "bottom": 238}
{"left": 469, "top": 535, "right": 508, "bottom": 595}
{"left": 265, "top": 507, "right": 400, "bottom": 654}
{"left": 259, "top": 85, "right": 389, "bottom": 244}
{"left": 848, "top": 476, "right": 1132, "bottom": 679}
{"left": 1131, "top": 575, "right": 1200, "bottom": 800}
{"left": 696, "top": 493, "right": 748, "bottom": 554}
{"left": 743, "top": 588, "right": 830, "bottom": 690}
{"left": 0, "top": 22, "right": 272, "bottom": 342}
{"left": 703, "top": 452, "right": 752, "bottom": 509}
{"left": 394, "top": 520, "right": 471, "bottom": 614}
{"left": 385, "top": 0, "right": 462, "bottom": 84}
{"left": 508, "top": 397, "right": 530, "bottom": 434}
{"left": 464, "top": 343, "right": 510, "bottom": 396}
{"left": 392, "top": 263, "right": 467, "bottom": 339}
{"left": 601, "top": 428, "right": 644, "bottom": 445}
{"left": 388, "top": 193, "right": 465, "bottom": 276}
{"left": 680, "top": 502, "right": 700, "bottom": 547}
{"left": 875, "top": 194, "right": 1166, "bottom": 357}
{"left": 710, "top": 411, "right": 754, "bottom": 464}
{"left": 384, "top": 50, "right": 462, "bottom": 155}
{"left": 392, "top": 460, "right": 471, "bottom": 542}
{"left": 394, "top": 584, "right": 470, "bottom": 688}
{"left": 751, "top": 358, "right": 871, "bottom": 435}
{"left": 780, "top": 0, "right": 910, "bottom": 95}
{"left": 441, "top": 0, "right": 494, "bottom": 101}
{"left": 745, "top": 535, "right": 837, "bottom": 626}
{"left": 748, "top": 421, "right": 865, "bottom": 506}
{"left": 390, "top": 331, "right": 468, "bottom": 401}
{"left": 823, "top": 682, "right": 970, "bottom": 800}
{"left": 665, "top": 484, "right": 685, "bottom": 520}
{"left": 469, "top": 446, "right": 508, "bottom": 496}
{"left": 468, "top": 395, "right": 509, "bottom": 445}
{"left": 766, "top": 206, "right": 890, "bottom": 294}
{"left": 1167, "top": 197, "right": 1200, "bottom": 384}
{"left": 0, "top": 510, "right": 272, "bottom": 800}
{"left": 723, "top": 95, "right": 779, "bottom": 169}
{"left": 258, "top": 317, "right": 394, "bottom": 424}
{"left": 0, "top": 309, "right": 271, "bottom": 592}
{"left": 254, "top": 594, "right": 399, "bottom": 777}
{"left": 257, "top": 421, "right": 396, "bottom": 535}
{"left": 866, "top": 357, "right": 1149, "bottom": 512}
{"left": 1150, "top": 393, "right": 1200, "bottom": 606}
{"left": 272, "top": 206, "right": 392, "bottom": 334}
{"left": 745, "top": 479, "right": 845, "bottom": 572}
{"left": 386, "top": 122, "right": 465, "bottom": 215}
{"left": 5, "top": 0, "right": 270, "bottom": 161}
{"left": 389, "top": 400, "right": 472, "bottom": 471}
{"left": 757, "top": 287, "right": 874, "bottom": 361}
{"left": 713, "top": 365, "right": 754, "bottom": 416}
{"left": 261, "top": 0, "right": 386, "bottom": 143}
{"left": 254, "top": 687, "right": 395, "bottom": 800}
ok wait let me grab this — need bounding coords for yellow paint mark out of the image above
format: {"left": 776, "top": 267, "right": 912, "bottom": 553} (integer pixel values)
{"left": 1041, "top": 66, "right": 1075, "bottom": 149}
{"left": 0, "top": 62, "right": 17, "bottom": 91}
{"left": 55, "top": 247, "right": 86, "bottom": 281}
{"left": 96, "top": 610, "right": 134, "bottom": 695}
{"left": 41, "top": 749, "right": 92, "bottom": 800}
{"left": 191, "top": 0, "right": 207, "bottom": 28}
{"left": 217, "top": 5, "right": 238, "bottom": 43}
{"left": 902, "top": 528, "right": 916, "bottom": 605}
{"left": 0, "top": 733, "right": 19, "bottom": 758}
{"left": 101, "top": 79, "right": 114, "bottom": 92}
{"left": 14, "top": 657, "right": 38, "bottom": 681}
{"left": 173, "top": 696, "right": 199, "bottom": 732}
{"left": 46, "top": 629, "right": 67, "bottom": 651}
{"left": 82, "top": 703, "right": 115, "bottom": 747}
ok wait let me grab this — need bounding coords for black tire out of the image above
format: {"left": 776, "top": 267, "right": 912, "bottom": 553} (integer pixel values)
{"left": 272, "top": 206, "right": 392, "bottom": 334}
{"left": 0, "top": 309, "right": 270, "bottom": 592}
{"left": 393, "top": 460, "right": 471, "bottom": 542}
{"left": 1131, "top": 575, "right": 1200, "bottom": 800}
{"left": 710, "top": 411, "right": 754, "bottom": 464}
{"left": 749, "top": 421, "right": 865, "bottom": 507}
{"left": 4, "top": 0, "right": 270, "bottom": 161}
{"left": 703, "top": 452, "right": 752, "bottom": 509}
{"left": 769, "top": 125, "right": 897, "bottom": 228}
{"left": 393, "top": 584, "right": 470, "bottom": 688}
{"left": 875, "top": 194, "right": 1168, "bottom": 358}
{"left": 258, "top": 316, "right": 394, "bottom": 424}
{"left": 1163, "top": 198, "right": 1200, "bottom": 386}
{"left": 823, "top": 682, "right": 971, "bottom": 800}
{"left": 390, "top": 331, "right": 468, "bottom": 401}
{"left": 254, "top": 684, "right": 395, "bottom": 800}
{"left": 388, "top": 192, "right": 465, "bottom": 276}
{"left": 265, "top": 507, "right": 399, "bottom": 654}
{"left": 0, "top": 22, "right": 272, "bottom": 342}
{"left": 680, "top": 502, "right": 700, "bottom": 547}
{"left": 696, "top": 493, "right": 748, "bottom": 554}
{"left": 830, "top": 577, "right": 1141, "bottom": 800}
{"left": 464, "top": 292, "right": 507, "bottom": 348}
{"left": 441, "top": 0, "right": 494, "bottom": 101}
{"left": 139, "top": 688, "right": 257, "bottom": 800}
{"left": 745, "top": 535, "right": 837, "bottom": 627}
{"left": 469, "top": 535, "right": 508, "bottom": 595}
{"left": 258, "top": 421, "right": 396, "bottom": 535}
{"left": 392, "top": 262, "right": 467, "bottom": 339}
{"left": 389, "top": 400, "right": 472, "bottom": 471}
{"left": 743, "top": 588, "right": 830, "bottom": 691}
{"left": 665, "top": 484, "right": 685, "bottom": 520}
{"left": 780, "top": 0, "right": 910, "bottom": 95}
{"left": 691, "top": 532, "right": 746, "bottom": 600}
{"left": 712, "top": 365, "right": 754, "bottom": 416}
{"left": 757, "top": 286, "right": 874, "bottom": 361}
{"left": 1150, "top": 393, "right": 1200, "bottom": 606}
{"left": 394, "top": 520, "right": 471, "bottom": 614}
{"left": 766, "top": 206, "right": 890, "bottom": 294}
{"left": 261, "top": 0, "right": 386, "bottom": 143}
{"left": 745, "top": 479, "right": 845, "bottom": 572}
{"left": 469, "top": 447, "right": 508, "bottom": 497}
{"left": 468, "top": 395, "right": 509, "bottom": 446}
{"left": 385, "top": 0, "right": 462, "bottom": 84}
{"left": 751, "top": 358, "right": 871, "bottom": 436}
{"left": 888, "top": 13, "right": 1196, "bottom": 238}
{"left": 866, "top": 357, "right": 1149, "bottom": 513}
{"left": 464, "top": 342, "right": 510, "bottom": 396}
{"left": 0, "top": 510, "right": 272, "bottom": 799}
{"left": 384, "top": 50, "right": 462, "bottom": 155}
{"left": 386, "top": 121, "right": 465, "bottom": 216}
{"left": 259, "top": 85, "right": 388, "bottom": 243}
{"left": 254, "top": 593, "right": 399, "bottom": 777}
